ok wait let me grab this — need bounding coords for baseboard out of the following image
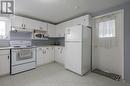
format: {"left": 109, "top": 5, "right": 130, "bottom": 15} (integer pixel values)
{"left": 36, "top": 61, "right": 55, "bottom": 67}
{"left": 122, "top": 80, "right": 130, "bottom": 85}
{"left": 54, "top": 61, "right": 64, "bottom": 66}
{"left": 0, "top": 74, "right": 10, "bottom": 77}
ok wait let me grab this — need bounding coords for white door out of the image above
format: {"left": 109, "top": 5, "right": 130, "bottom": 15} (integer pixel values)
{"left": 65, "top": 25, "right": 82, "bottom": 42}
{"left": 0, "top": 55, "right": 10, "bottom": 76}
{"left": 65, "top": 42, "right": 82, "bottom": 74}
{"left": 93, "top": 10, "right": 124, "bottom": 78}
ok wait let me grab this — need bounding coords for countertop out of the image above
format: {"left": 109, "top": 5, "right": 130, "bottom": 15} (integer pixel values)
{"left": 0, "top": 45, "right": 65, "bottom": 50}
{"left": 0, "top": 46, "right": 37, "bottom": 50}
{"left": 0, "top": 47, "right": 12, "bottom": 50}
{"left": 36, "top": 45, "right": 65, "bottom": 47}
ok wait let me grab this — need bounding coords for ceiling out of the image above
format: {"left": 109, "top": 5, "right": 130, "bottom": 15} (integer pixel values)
{"left": 15, "top": 0, "right": 130, "bottom": 24}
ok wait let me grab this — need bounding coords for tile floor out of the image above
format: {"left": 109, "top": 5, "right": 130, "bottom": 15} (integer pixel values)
{"left": 0, "top": 63, "right": 129, "bottom": 86}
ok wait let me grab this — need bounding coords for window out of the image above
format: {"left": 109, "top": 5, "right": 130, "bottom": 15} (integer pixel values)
{"left": 99, "top": 19, "right": 115, "bottom": 38}
{"left": 0, "top": 21, "right": 6, "bottom": 36}
{"left": 0, "top": 17, "right": 10, "bottom": 39}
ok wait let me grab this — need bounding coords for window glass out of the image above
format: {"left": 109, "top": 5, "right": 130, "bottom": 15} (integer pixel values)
{"left": 99, "top": 19, "right": 115, "bottom": 38}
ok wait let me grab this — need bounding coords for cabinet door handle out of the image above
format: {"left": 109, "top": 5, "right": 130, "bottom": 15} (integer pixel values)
{"left": 8, "top": 56, "right": 10, "bottom": 59}
{"left": 24, "top": 24, "right": 26, "bottom": 28}
{"left": 43, "top": 50, "right": 46, "bottom": 54}
{"left": 43, "top": 51, "right": 45, "bottom": 54}
{"left": 60, "top": 50, "right": 62, "bottom": 54}
{"left": 40, "top": 27, "right": 42, "bottom": 29}
{"left": 39, "top": 48, "right": 41, "bottom": 50}
{"left": 21, "top": 24, "right": 23, "bottom": 27}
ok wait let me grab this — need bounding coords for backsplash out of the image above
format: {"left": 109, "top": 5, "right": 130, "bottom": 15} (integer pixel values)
{"left": 10, "top": 31, "right": 32, "bottom": 40}
{"left": 32, "top": 40, "right": 49, "bottom": 46}
{"left": 0, "top": 40, "right": 9, "bottom": 47}
{"left": 0, "top": 37, "right": 65, "bottom": 47}
{"left": 32, "top": 37, "right": 65, "bottom": 46}
{"left": 49, "top": 37, "right": 65, "bottom": 46}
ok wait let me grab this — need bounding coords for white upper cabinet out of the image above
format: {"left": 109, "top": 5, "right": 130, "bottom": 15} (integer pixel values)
{"left": 56, "top": 15, "right": 91, "bottom": 37}
{"left": 70, "top": 15, "right": 91, "bottom": 26}
{"left": 34, "top": 20, "right": 47, "bottom": 31}
{"left": 11, "top": 15, "right": 47, "bottom": 32}
{"left": 47, "top": 23, "right": 56, "bottom": 37}
{"left": 11, "top": 16, "right": 24, "bottom": 28}
{"left": 22, "top": 17, "right": 36, "bottom": 31}
{"left": 56, "top": 23, "right": 66, "bottom": 37}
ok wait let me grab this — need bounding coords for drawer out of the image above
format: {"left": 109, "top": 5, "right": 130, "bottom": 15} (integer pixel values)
{"left": 0, "top": 50, "right": 10, "bottom": 55}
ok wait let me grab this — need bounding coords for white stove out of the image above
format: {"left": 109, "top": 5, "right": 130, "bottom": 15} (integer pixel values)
{"left": 10, "top": 40, "right": 36, "bottom": 74}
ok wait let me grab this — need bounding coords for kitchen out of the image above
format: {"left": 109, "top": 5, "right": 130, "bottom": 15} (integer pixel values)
{"left": 0, "top": 0, "right": 130, "bottom": 86}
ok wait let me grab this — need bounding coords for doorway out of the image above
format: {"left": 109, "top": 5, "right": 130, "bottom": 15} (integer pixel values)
{"left": 93, "top": 10, "right": 124, "bottom": 79}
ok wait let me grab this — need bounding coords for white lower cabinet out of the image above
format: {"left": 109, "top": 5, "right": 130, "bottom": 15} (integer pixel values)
{"left": 36, "top": 46, "right": 65, "bottom": 66}
{"left": 36, "top": 47, "right": 54, "bottom": 66}
{"left": 54, "top": 46, "right": 65, "bottom": 64}
{"left": 0, "top": 50, "right": 10, "bottom": 76}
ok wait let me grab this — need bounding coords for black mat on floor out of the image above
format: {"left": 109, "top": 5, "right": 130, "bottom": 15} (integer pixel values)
{"left": 92, "top": 69, "right": 121, "bottom": 81}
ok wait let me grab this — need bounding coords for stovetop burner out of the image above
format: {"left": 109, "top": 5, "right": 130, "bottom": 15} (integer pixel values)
{"left": 10, "top": 40, "right": 32, "bottom": 48}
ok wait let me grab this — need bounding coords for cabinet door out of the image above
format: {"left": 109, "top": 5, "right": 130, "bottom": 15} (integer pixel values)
{"left": 56, "top": 26, "right": 65, "bottom": 37}
{"left": 36, "top": 47, "right": 44, "bottom": 66}
{"left": 59, "top": 47, "right": 65, "bottom": 64}
{"left": 40, "top": 22, "right": 47, "bottom": 31}
{"left": 54, "top": 47, "right": 64, "bottom": 64}
{"left": 48, "top": 24, "right": 56, "bottom": 37}
{"left": 48, "top": 47, "right": 55, "bottom": 62}
{"left": 54, "top": 47, "right": 59, "bottom": 62}
{"left": 44, "top": 47, "right": 50, "bottom": 63}
{"left": 72, "top": 15, "right": 90, "bottom": 26}
{"left": 36, "top": 21, "right": 47, "bottom": 31}
{"left": 11, "top": 16, "right": 23, "bottom": 28}
{"left": 0, "top": 55, "right": 10, "bottom": 76}
{"left": 37, "top": 47, "right": 53, "bottom": 66}
{"left": 23, "top": 17, "right": 35, "bottom": 31}
{"left": 43, "top": 47, "right": 54, "bottom": 64}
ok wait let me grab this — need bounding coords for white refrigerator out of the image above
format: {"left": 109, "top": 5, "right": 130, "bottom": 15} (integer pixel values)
{"left": 65, "top": 25, "right": 91, "bottom": 75}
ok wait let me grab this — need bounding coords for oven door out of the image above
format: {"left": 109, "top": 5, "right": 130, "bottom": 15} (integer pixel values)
{"left": 11, "top": 48, "right": 36, "bottom": 66}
